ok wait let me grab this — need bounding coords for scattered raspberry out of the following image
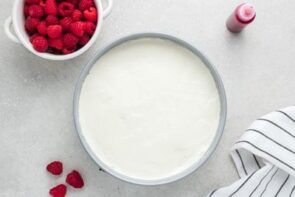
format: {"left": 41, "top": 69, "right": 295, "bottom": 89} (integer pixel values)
{"left": 84, "top": 7, "right": 97, "bottom": 22}
{"left": 71, "top": 9, "right": 82, "bottom": 21}
{"left": 46, "top": 15, "right": 59, "bottom": 26}
{"left": 78, "top": 34, "right": 90, "bottom": 46}
{"left": 62, "top": 45, "right": 77, "bottom": 54}
{"left": 84, "top": 22, "right": 96, "bottom": 35}
{"left": 58, "top": 2, "right": 74, "bottom": 17}
{"left": 63, "top": 33, "right": 78, "bottom": 47}
{"left": 45, "top": 0, "right": 58, "bottom": 16}
{"left": 66, "top": 170, "right": 84, "bottom": 188}
{"left": 24, "top": 5, "right": 30, "bottom": 17}
{"left": 46, "top": 161, "right": 63, "bottom": 175}
{"left": 79, "top": 0, "right": 94, "bottom": 11}
{"left": 28, "top": 5, "right": 44, "bottom": 18}
{"left": 32, "top": 36, "right": 48, "bottom": 52}
{"left": 60, "top": 17, "right": 72, "bottom": 32}
{"left": 47, "top": 25, "right": 62, "bottom": 38}
{"left": 37, "top": 21, "right": 47, "bottom": 35}
{"left": 25, "top": 17, "right": 40, "bottom": 33}
{"left": 70, "top": 21, "right": 85, "bottom": 37}
{"left": 25, "top": 0, "right": 41, "bottom": 4}
{"left": 49, "top": 184, "right": 67, "bottom": 197}
{"left": 49, "top": 38, "right": 64, "bottom": 50}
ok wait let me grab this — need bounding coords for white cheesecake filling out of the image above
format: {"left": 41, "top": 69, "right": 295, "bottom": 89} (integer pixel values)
{"left": 79, "top": 38, "right": 220, "bottom": 181}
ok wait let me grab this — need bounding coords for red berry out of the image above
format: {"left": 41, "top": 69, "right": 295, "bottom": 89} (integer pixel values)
{"left": 60, "top": 17, "right": 72, "bottom": 32}
{"left": 24, "top": 5, "right": 30, "bottom": 17}
{"left": 58, "top": 2, "right": 74, "bottom": 17}
{"left": 62, "top": 45, "right": 77, "bottom": 54}
{"left": 47, "top": 25, "right": 62, "bottom": 38}
{"left": 71, "top": 9, "right": 82, "bottom": 21}
{"left": 28, "top": 5, "right": 44, "bottom": 18}
{"left": 70, "top": 21, "right": 85, "bottom": 37}
{"left": 37, "top": 21, "right": 47, "bottom": 35}
{"left": 29, "top": 33, "right": 40, "bottom": 43}
{"left": 78, "top": 34, "right": 90, "bottom": 46}
{"left": 84, "top": 21, "right": 96, "bottom": 35}
{"left": 63, "top": 33, "right": 78, "bottom": 47}
{"left": 65, "top": 0, "right": 79, "bottom": 7}
{"left": 84, "top": 7, "right": 97, "bottom": 22}
{"left": 49, "top": 38, "right": 64, "bottom": 50}
{"left": 46, "top": 15, "right": 59, "bottom": 26}
{"left": 25, "top": 0, "right": 41, "bottom": 4}
{"left": 32, "top": 36, "right": 48, "bottom": 52}
{"left": 46, "top": 161, "right": 63, "bottom": 175}
{"left": 25, "top": 17, "right": 40, "bottom": 33}
{"left": 39, "top": 0, "right": 46, "bottom": 8}
{"left": 66, "top": 170, "right": 84, "bottom": 188}
{"left": 49, "top": 184, "right": 67, "bottom": 197}
{"left": 45, "top": 0, "right": 58, "bottom": 16}
{"left": 79, "top": 0, "right": 94, "bottom": 11}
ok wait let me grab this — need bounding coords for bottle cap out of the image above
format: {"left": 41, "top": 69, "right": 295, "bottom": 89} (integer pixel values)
{"left": 236, "top": 3, "right": 256, "bottom": 24}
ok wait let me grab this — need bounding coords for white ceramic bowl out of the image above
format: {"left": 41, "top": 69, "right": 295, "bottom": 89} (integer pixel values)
{"left": 4, "top": 0, "right": 113, "bottom": 61}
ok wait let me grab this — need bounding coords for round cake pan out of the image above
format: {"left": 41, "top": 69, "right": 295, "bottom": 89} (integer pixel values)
{"left": 73, "top": 32, "right": 227, "bottom": 185}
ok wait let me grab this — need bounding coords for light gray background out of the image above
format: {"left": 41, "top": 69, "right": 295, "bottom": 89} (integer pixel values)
{"left": 1, "top": 0, "right": 295, "bottom": 196}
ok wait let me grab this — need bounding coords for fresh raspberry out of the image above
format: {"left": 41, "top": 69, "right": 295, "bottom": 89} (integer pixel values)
{"left": 28, "top": 5, "right": 44, "bottom": 18}
{"left": 37, "top": 21, "right": 47, "bottom": 35}
{"left": 60, "top": 17, "right": 72, "bottom": 32}
{"left": 49, "top": 184, "right": 67, "bottom": 197}
{"left": 71, "top": 9, "right": 82, "bottom": 21}
{"left": 84, "top": 22, "right": 96, "bottom": 35}
{"left": 66, "top": 170, "right": 84, "bottom": 188}
{"left": 49, "top": 38, "right": 64, "bottom": 50}
{"left": 83, "top": 7, "right": 97, "bottom": 22}
{"left": 70, "top": 22, "right": 85, "bottom": 37}
{"left": 58, "top": 2, "right": 74, "bottom": 17}
{"left": 79, "top": 0, "right": 94, "bottom": 11}
{"left": 25, "top": 0, "right": 41, "bottom": 4}
{"left": 78, "top": 34, "right": 90, "bottom": 46}
{"left": 62, "top": 45, "right": 77, "bottom": 54}
{"left": 39, "top": 0, "right": 46, "bottom": 8}
{"left": 63, "top": 33, "right": 78, "bottom": 47}
{"left": 65, "top": 0, "right": 79, "bottom": 7}
{"left": 25, "top": 17, "right": 40, "bottom": 33}
{"left": 47, "top": 25, "right": 62, "bottom": 38}
{"left": 46, "top": 161, "right": 63, "bottom": 175}
{"left": 31, "top": 36, "right": 48, "bottom": 52}
{"left": 45, "top": 0, "right": 58, "bottom": 16}
{"left": 29, "top": 33, "right": 40, "bottom": 43}
{"left": 24, "top": 5, "right": 30, "bottom": 17}
{"left": 46, "top": 15, "right": 59, "bottom": 26}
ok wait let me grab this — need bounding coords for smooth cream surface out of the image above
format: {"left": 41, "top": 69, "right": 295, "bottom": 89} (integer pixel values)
{"left": 79, "top": 38, "right": 220, "bottom": 181}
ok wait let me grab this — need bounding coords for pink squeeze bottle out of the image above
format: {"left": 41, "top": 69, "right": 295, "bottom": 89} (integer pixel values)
{"left": 226, "top": 3, "right": 256, "bottom": 33}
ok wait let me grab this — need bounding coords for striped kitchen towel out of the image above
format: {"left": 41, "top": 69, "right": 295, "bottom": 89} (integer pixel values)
{"left": 208, "top": 106, "right": 295, "bottom": 197}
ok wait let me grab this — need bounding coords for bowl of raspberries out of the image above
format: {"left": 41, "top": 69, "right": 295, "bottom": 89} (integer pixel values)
{"left": 4, "top": 0, "right": 113, "bottom": 60}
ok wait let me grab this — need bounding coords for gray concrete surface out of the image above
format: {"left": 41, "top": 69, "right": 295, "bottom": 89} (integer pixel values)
{"left": 1, "top": 0, "right": 295, "bottom": 196}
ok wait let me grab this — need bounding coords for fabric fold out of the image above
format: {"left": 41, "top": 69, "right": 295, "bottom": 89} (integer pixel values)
{"left": 208, "top": 106, "right": 295, "bottom": 197}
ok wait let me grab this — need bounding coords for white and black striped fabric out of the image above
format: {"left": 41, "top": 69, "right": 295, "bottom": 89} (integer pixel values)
{"left": 208, "top": 106, "right": 295, "bottom": 197}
